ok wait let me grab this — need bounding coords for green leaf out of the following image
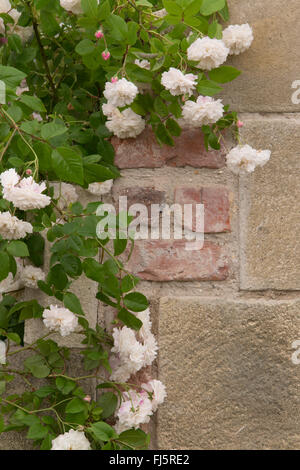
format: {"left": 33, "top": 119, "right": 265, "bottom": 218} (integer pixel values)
{"left": 121, "top": 274, "right": 139, "bottom": 293}
{"left": 64, "top": 292, "right": 84, "bottom": 316}
{"left": 40, "top": 10, "right": 60, "bottom": 35}
{"left": 118, "top": 308, "right": 143, "bottom": 331}
{"left": 83, "top": 162, "right": 117, "bottom": 184}
{"left": 0, "top": 252, "right": 10, "bottom": 282}
{"left": 7, "top": 241, "right": 29, "bottom": 257}
{"left": 52, "top": 147, "right": 84, "bottom": 185}
{"left": 118, "top": 429, "right": 150, "bottom": 449}
{"left": 200, "top": 0, "right": 225, "bottom": 16}
{"left": 26, "top": 233, "right": 45, "bottom": 267}
{"left": 8, "top": 34, "right": 22, "bottom": 54}
{"left": 65, "top": 398, "right": 86, "bottom": 414}
{"left": 61, "top": 255, "right": 82, "bottom": 277}
{"left": 81, "top": 0, "right": 98, "bottom": 17}
{"left": 99, "top": 0, "right": 110, "bottom": 20}
{"left": 41, "top": 122, "right": 67, "bottom": 140}
{"left": 24, "top": 355, "right": 50, "bottom": 378}
{"left": 218, "top": 1, "right": 229, "bottom": 21}
{"left": 97, "top": 392, "right": 118, "bottom": 419}
{"left": 154, "top": 97, "right": 168, "bottom": 117}
{"left": 127, "top": 22, "right": 139, "bottom": 45}
{"left": 209, "top": 66, "right": 241, "bottom": 83}
{"left": 34, "top": 385, "right": 56, "bottom": 398}
{"left": 136, "top": 0, "right": 152, "bottom": 6}
{"left": 56, "top": 377, "right": 76, "bottom": 395}
{"left": 48, "top": 264, "right": 68, "bottom": 290}
{"left": 166, "top": 118, "right": 181, "bottom": 137}
{"left": 82, "top": 258, "right": 105, "bottom": 283}
{"left": 6, "top": 332, "right": 20, "bottom": 344}
{"left": 27, "top": 423, "right": 48, "bottom": 440}
{"left": 163, "top": 0, "right": 183, "bottom": 15}
{"left": 0, "top": 65, "right": 26, "bottom": 88}
{"left": 183, "top": 0, "right": 202, "bottom": 15}
{"left": 106, "top": 14, "right": 128, "bottom": 41}
{"left": 124, "top": 292, "right": 149, "bottom": 312}
{"left": 155, "top": 122, "right": 174, "bottom": 146}
{"left": 75, "top": 39, "right": 95, "bottom": 56}
{"left": 89, "top": 421, "right": 117, "bottom": 441}
{"left": 196, "top": 79, "right": 222, "bottom": 96}
{"left": 0, "top": 381, "right": 5, "bottom": 396}
{"left": 19, "top": 95, "right": 46, "bottom": 113}
{"left": 113, "top": 238, "right": 127, "bottom": 256}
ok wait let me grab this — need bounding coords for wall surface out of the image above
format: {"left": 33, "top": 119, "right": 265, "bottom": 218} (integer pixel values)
{"left": 1, "top": 0, "right": 300, "bottom": 450}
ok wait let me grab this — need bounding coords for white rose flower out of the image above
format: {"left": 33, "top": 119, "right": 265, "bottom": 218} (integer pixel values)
{"left": 104, "top": 78, "right": 138, "bottom": 108}
{"left": 0, "top": 340, "right": 6, "bottom": 365}
{"left": 222, "top": 24, "right": 254, "bottom": 55}
{"left": 105, "top": 108, "right": 145, "bottom": 139}
{"left": 43, "top": 305, "right": 79, "bottom": 337}
{"left": 153, "top": 8, "right": 167, "bottom": 18}
{"left": 161, "top": 67, "right": 197, "bottom": 97}
{"left": 115, "top": 390, "right": 153, "bottom": 433}
{"left": 110, "top": 308, "right": 158, "bottom": 383}
{"left": 60, "top": 0, "right": 82, "bottom": 15}
{"left": 182, "top": 95, "right": 224, "bottom": 127}
{"left": 226, "top": 144, "right": 271, "bottom": 174}
{"left": 0, "top": 168, "right": 19, "bottom": 191}
{"left": 0, "top": 212, "right": 33, "bottom": 240}
{"left": 141, "top": 380, "right": 167, "bottom": 411}
{"left": 16, "top": 79, "right": 29, "bottom": 96}
{"left": 134, "top": 59, "right": 150, "bottom": 70}
{"left": 22, "top": 266, "right": 45, "bottom": 288}
{"left": 32, "top": 112, "right": 43, "bottom": 121}
{"left": 87, "top": 179, "right": 113, "bottom": 196}
{"left": 9, "top": 9, "right": 33, "bottom": 42}
{"left": 51, "top": 429, "right": 91, "bottom": 450}
{"left": 102, "top": 103, "right": 117, "bottom": 118}
{"left": 187, "top": 37, "right": 229, "bottom": 70}
{"left": 0, "top": 0, "right": 11, "bottom": 13}
{"left": 0, "top": 0, "right": 11, "bottom": 34}
{"left": 2, "top": 174, "right": 51, "bottom": 211}
{"left": 52, "top": 182, "right": 78, "bottom": 210}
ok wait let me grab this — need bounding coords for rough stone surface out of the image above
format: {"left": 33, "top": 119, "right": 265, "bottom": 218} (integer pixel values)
{"left": 221, "top": 0, "right": 300, "bottom": 112}
{"left": 113, "top": 128, "right": 226, "bottom": 169}
{"left": 126, "top": 240, "right": 229, "bottom": 281}
{"left": 157, "top": 297, "right": 300, "bottom": 450}
{"left": 174, "top": 186, "right": 231, "bottom": 233}
{"left": 239, "top": 114, "right": 300, "bottom": 290}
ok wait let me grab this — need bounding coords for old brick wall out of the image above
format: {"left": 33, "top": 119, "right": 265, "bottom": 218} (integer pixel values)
{"left": 1, "top": 0, "right": 300, "bottom": 450}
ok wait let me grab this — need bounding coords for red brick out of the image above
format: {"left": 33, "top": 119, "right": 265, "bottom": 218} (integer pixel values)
{"left": 112, "top": 128, "right": 226, "bottom": 169}
{"left": 174, "top": 186, "right": 231, "bottom": 233}
{"left": 161, "top": 129, "right": 226, "bottom": 168}
{"left": 126, "top": 240, "right": 229, "bottom": 281}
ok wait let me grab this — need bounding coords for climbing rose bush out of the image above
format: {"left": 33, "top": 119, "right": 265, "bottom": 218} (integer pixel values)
{"left": 0, "top": 0, "right": 270, "bottom": 450}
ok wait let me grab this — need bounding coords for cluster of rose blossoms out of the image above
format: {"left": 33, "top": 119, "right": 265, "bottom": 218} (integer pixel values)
{"left": 50, "top": 374, "right": 166, "bottom": 450}
{"left": 96, "top": 18, "right": 270, "bottom": 173}
{"left": 59, "top": 2, "right": 271, "bottom": 172}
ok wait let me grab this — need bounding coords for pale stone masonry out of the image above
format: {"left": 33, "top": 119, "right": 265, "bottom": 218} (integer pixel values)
{"left": 2, "top": 0, "right": 300, "bottom": 450}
